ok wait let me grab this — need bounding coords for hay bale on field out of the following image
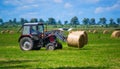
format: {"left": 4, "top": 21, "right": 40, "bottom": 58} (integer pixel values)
{"left": 103, "top": 30, "right": 109, "bottom": 34}
{"left": 88, "top": 30, "right": 92, "bottom": 33}
{"left": 9, "top": 30, "right": 14, "bottom": 34}
{"left": 0, "top": 30, "right": 5, "bottom": 34}
{"left": 81, "top": 31, "right": 88, "bottom": 45}
{"left": 111, "top": 31, "right": 120, "bottom": 38}
{"left": 73, "top": 31, "right": 88, "bottom": 45}
{"left": 5, "top": 30, "right": 10, "bottom": 33}
{"left": 67, "top": 31, "right": 88, "bottom": 48}
{"left": 93, "top": 30, "right": 97, "bottom": 33}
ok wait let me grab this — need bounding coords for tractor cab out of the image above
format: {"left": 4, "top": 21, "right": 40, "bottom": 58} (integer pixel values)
{"left": 22, "top": 23, "right": 44, "bottom": 36}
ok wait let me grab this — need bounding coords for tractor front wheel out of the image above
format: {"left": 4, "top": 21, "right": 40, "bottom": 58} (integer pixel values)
{"left": 46, "top": 43, "right": 55, "bottom": 50}
{"left": 20, "top": 37, "right": 33, "bottom": 51}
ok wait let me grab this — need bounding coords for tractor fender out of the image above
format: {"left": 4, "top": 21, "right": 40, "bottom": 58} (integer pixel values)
{"left": 18, "top": 35, "right": 32, "bottom": 42}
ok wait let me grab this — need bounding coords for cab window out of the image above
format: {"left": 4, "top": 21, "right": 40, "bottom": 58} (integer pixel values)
{"left": 23, "top": 26, "right": 30, "bottom": 35}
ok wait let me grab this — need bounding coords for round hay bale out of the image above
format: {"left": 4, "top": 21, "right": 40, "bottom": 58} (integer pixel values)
{"left": 111, "top": 31, "right": 120, "bottom": 38}
{"left": 73, "top": 31, "right": 88, "bottom": 45}
{"left": 5, "top": 30, "right": 10, "bottom": 33}
{"left": 103, "top": 30, "right": 109, "bottom": 34}
{"left": 67, "top": 33, "right": 84, "bottom": 48}
{"left": 67, "top": 31, "right": 88, "bottom": 48}
{"left": 0, "top": 30, "right": 5, "bottom": 34}
{"left": 9, "top": 30, "right": 14, "bottom": 34}
{"left": 93, "top": 30, "right": 97, "bottom": 33}
{"left": 88, "top": 30, "right": 92, "bottom": 33}
{"left": 80, "top": 31, "right": 88, "bottom": 45}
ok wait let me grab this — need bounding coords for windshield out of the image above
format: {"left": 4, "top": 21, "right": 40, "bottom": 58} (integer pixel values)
{"left": 38, "top": 25, "right": 44, "bottom": 33}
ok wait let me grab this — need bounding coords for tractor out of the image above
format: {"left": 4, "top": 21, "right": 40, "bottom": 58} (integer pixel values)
{"left": 18, "top": 23, "right": 65, "bottom": 51}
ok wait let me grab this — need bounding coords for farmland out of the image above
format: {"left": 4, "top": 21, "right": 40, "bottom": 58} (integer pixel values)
{"left": 0, "top": 30, "right": 120, "bottom": 69}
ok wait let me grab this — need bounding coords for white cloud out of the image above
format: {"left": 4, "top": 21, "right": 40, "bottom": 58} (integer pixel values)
{"left": 94, "top": 7, "right": 104, "bottom": 14}
{"left": 19, "top": 12, "right": 40, "bottom": 18}
{"left": 84, "top": 0, "right": 99, "bottom": 3}
{"left": 17, "top": 4, "right": 39, "bottom": 10}
{"left": 4, "top": 0, "right": 45, "bottom": 6}
{"left": 78, "top": 11, "right": 83, "bottom": 15}
{"left": 54, "top": 0, "right": 63, "bottom": 3}
{"left": 95, "top": 0, "right": 120, "bottom": 14}
{"left": 64, "top": 3, "right": 72, "bottom": 8}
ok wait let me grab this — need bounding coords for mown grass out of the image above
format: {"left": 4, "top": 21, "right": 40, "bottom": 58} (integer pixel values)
{"left": 0, "top": 32, "right": 120, "bottom": 69}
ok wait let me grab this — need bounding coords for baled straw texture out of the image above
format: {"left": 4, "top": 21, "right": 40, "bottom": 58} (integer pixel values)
{"left": 111, "top": 31, "right": 120, "bottom": 38}
{"left": 103, "top": 30, "right": 109, "bottom": 34}
{"left": 9, "top": 30, "right": 14, "bottom": 34}
{"left": 93, "top": 30, "right": 97, "bottom": 33}
{"left": 67, "top": 31, "right": 88, "bottom": 48}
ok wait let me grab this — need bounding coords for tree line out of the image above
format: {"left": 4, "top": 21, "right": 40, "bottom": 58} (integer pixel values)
{"left": 0, "top": 16, "right": 120, "bottom": 28}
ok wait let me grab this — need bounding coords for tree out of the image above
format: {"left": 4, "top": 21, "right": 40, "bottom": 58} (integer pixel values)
{"left": 30, "top": 18, "right": 38, "bottom": 23}
{"left": 13, "top": 18, "right": 17, "bottom": 23}
{"left": 57, "top": 20, "right": 62, "bottom": 25}
{"left": 9, "top": 19, "right": 12, "bottom": 23}
{"left": 109, "top": 18, "right": 117, "bottom": 27}
{"left": 0, "top": 18, "right": 3, "bottom": 24}
{"left": 39, "top": 18, "right": 44, "bottom": 23}
{"left": 24, "top": 19, "right": 29, "bottom": 23}
{"left": 48, "top": 18, "right": 56, "bottom": 25}
{"left": 117, "top": 18, "right": 120, "bottom": 25}
{"left": 64, "top": 20, "right": 68, "bottom": 25}
{"left": 20, "top": 18, "right": 25, "bottom": 25}
{"left": 90, "top": 18, "right": 96, "bottom": 25}
{"left": 99, "top": 17, "right": 107, "bottom": 25}
{"left": 82, "top": 18, "right": 89, "bottom": 25}
{"left": 70, "top": 16, "right": 79, "bottom": 25}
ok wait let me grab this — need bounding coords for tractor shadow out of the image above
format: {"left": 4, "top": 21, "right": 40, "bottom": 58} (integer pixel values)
{"left": 0, "top": 59, "right": 38, "bottom": 68}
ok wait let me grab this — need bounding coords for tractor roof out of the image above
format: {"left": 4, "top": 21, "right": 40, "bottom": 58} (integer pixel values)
{"left": 23, "top": 22, "right": 43, "bottom": 26}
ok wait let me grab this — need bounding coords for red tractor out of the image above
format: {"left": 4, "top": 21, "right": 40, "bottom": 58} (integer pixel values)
{"left": 18, "top": 23, "right": 64, "bottom": 51}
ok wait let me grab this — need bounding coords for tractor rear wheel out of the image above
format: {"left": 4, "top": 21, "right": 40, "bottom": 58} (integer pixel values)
{"left": 46, "top": 43, "right": 55, "bottom": 50}
{"left": 20, "top": 37, "right": 33, "bottom": 51}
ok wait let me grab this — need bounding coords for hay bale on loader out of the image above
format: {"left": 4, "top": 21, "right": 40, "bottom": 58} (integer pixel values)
{"left": 111, "top": 31, "right": 120, "bottom": 38}
{"left": 67, "top": 31, "right": 88, "bottom": 48}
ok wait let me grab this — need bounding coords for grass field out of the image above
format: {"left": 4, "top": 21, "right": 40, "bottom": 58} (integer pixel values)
{"left": 0, "top": 31, "right": 120, "bottom": 69}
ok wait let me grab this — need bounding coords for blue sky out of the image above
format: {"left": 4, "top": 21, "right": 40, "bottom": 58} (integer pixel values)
{"left": 0, "top": 0, "right": 120, "bottom": 23}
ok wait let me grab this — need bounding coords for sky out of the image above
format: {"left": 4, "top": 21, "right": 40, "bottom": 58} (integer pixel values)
{"left": 0, "top": 0, "right": 120, "bottom": 23}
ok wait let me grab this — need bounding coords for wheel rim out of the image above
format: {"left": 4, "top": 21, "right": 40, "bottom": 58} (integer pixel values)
{"left": 22, "top": 41, "right": 32, "bottom": 50}
{"left": 49, "top": 46, "right": 54, "bottom": 50}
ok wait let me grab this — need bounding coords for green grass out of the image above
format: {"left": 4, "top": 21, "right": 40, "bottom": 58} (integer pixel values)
{"left": 0, "top": 32, "right": 120, "bottom": 69}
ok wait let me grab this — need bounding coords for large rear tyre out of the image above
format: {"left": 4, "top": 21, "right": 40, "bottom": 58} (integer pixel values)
{"left": 20, "top": 37, "right": 33, "bottom": 51}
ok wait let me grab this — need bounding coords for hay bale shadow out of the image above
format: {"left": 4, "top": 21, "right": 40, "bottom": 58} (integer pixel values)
{"left": 48, "top": 66, "right": 108, "bottom": 69}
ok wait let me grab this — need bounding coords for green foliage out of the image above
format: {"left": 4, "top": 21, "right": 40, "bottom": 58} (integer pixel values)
{"left": 70, "top": 16, "right": 79, "bottom": 25}
{"left": 82, "top": 18, "right": 89, "bottom": 25}
{"left": 0, "top": 18, "right": 3, "bottom": 24}
{"left": 48, "top": 18, "right": 56, "bottom": 25}
{"left": 0, "top": 31, "right": 120, "bottom": 68}
{"left": 90, "top": 18, "right": 96, "bottom": 25}
{"left": 117, "top": 18, "right": 120, "bottom": 25}
{"left": 98, "top": 17, "right": 107, "bottom": 25}
{"left": 39, "top": 18, "right": 44, "bottom": 23}
{"left": 30, "top": 18, "right": 38, "bottom": 23}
